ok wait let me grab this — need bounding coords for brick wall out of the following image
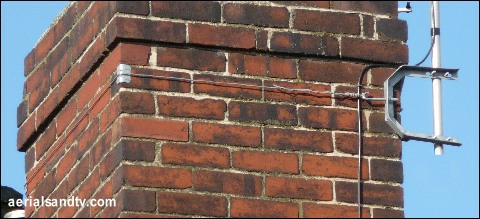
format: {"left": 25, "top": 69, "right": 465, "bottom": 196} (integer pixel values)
{"left": 19, "top": 1, "right": 407, "bottom": 218}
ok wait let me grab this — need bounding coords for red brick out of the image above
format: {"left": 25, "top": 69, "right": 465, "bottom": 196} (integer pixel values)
{"left": 274, "top": 1, "right": 329, "bottom": 8}
{"left": 231, "top": 198, "right": 298, "bottom": 218}
{"left": 157, "top": 47, "right": 225, "bottom": 72}
{"left": 55, "top": 144, "right": 78, "bottom": 184}
{"left": 26, "top": 164, "right": 45, "bottom": 194}
{"left": 77, "top": 119, "right": 99, "bottom": 155}
{"left": 294, "top": 10, "right": 360, "bottom": 35}
{"left": 91, "top": 179, "right": 114, "bottom": 216}
{"left": 25, "top": 147, "right": 35, "bottom": 173}
{"left": 228, "top": 101, "right": 297, "bottom": 125}
{"left": 99, "top": 137, "right": 121, "bottom": 179}
{"left": 371, "top": 159, "right": 403, "bottom": 183}
{"left": 193, "top": 170, "right": 262, "bottom": 196}
{"left": 118, "top": 91, "right": 155, "bottom": 114}
{"left": 34, "top": 29, "right": 55, "bottom": 64}
{"left": 302, "top": 155, "right": 368, "bottom": 179}
{"left": 157, "top": 192, "right": 227, "bottom": 217}
{"left": 99, "top": 97, "right": 120, "bottom": 133}
{"left": 47, "top": 36, "right": 70, "bottom": 87}
{"left": 335, "top": 86, "right": 384, "bottom": 109}
{"left": 112, "top": 1, "right": 150, "bottom": 15}
{"left": 228, "top": 53, "right": 296, "bottom": 79}
{"left": 162, "top": 143, "right": 229, "bottom": 168}
{"left": 56, "top": 97, "right": 77, "bottom": 136}
{"left": 78, "top": 167, "right": 100, "bottom": 200}
{"left": 299, "top": 107, "right": 358, "bottom": 131}
{"left": 119, "top": 139, "right": 156, "bottom": 162}
{"left": 369, "top": 112, "right": 395, "bottom": 133}
{"left": 264, "top": 80, "right": 331, "bottom": 106}
{"left": 299, "top": 60, "right": 365, "bottom": 84}
{"left": 67, "top": 155, "right": 89, "bottom": 194}
{"left": 341, "top": 37, "right": 408, "bottom": 63}
{"left": 33, "top": 170, "right": 56, "bottom": 199}
{"left": 255, "top": 30, "right": 269, "bottom": 51}
{"left": 124, "top": 165, "right": 192, "bottom": 189}
{"left": 117, "top": 43, "right": 151, "bottom": 66}
{"left": 113, "top": 116, "right": 188, "bottom": 141}
{"left": 24, "top": 50, "right": 35, "bottom": 76}
{"left": 193, "top": 74, "right": 262, "bottom": 99}
{"left": 157, "top": 95, "right": 226, "bottom": 120}
{"left": 265, "top": 128, "right": 333, "bottom": 152}
{"left": 90, "top": 129, "right": 113, "bottom": 170}
{"left": 70, "top": 10, "right": 95, "bottom": 62}
{"left": 122, "top": 189, "right": 156, "bottom": 212}
{"left": 57, "top": 64, "right": 81, "bottom": 101}
{"left": 57, "top": 206, "right": 78, "bottom": 218}
{"left": 124, "top": 68, "right": 190, "bottom": 93}
{"left": 107, "top": 17, "right": 186, "bottom": 45}
{"left": 88, "top": 83, "right": 111, "bottom": 122}
{"left": 373, "top": 208, "right": 405, "bottom": 218}
{"left": 119, "top": 213, "right": 186, "bottom": 218}
{"left": 303, "top": 203, "right": 371, "bottom": 218}
{"left": 363, "top": 15, "right": 374, "bottom": 38}
{"left": 266, "top": 177, "right": 333, "bottom": 200}
{"left": 17, "top": 114, "right": 36, "bottom": 151}
{"left": 335, "top": 133, "right": 402, "bottom": 158}
{"left": 53, "top": 4, "right": 76, "bottom": 44}
{"left": 331, "top": 2, "right": 397, "bottom": 18}
{"left": 370, "top": 67, "right": 396, "bottom": 86}
{"left": 336, "top": 181, "right": 404, "bottom": 207}
{"left": 270, "top": 32, "right": 339, "bottom": 56}
{"left": 224, "top": 3, "right": 289, "bottom": 28}
{"left": 36, "top": 123, "right": 56, "bottom": 160}
{"left": 232, "top": 150, "right": 298, "bottom": 174}
{"left": 26, "top": 63, "right": 50, "bottom": 112}
{"left": 152, "top": 1, "right": 220, "bottom": 22}
{"left": 189, "top": 23, "right": 256, "bottom": 49}
{"left": 192, "top": 122, "right": 261, "bottom": 147}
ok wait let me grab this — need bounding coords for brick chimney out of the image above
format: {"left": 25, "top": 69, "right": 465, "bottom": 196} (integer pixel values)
{"left": 19, "top": 1, "right": 407, "bottom": 218}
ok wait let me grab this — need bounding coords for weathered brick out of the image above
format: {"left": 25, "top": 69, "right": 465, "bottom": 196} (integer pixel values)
{"left": 34, "top": 28, "right": 55, "bottom": 65}
{"left": 157, "top": 95, "right": 226, "bottom": 120}
{"left": 125, "top": 68, "right": 191, "bottom": 93}
{"left": 336, "top": 181, "right": 404, "bottom": 207}
{"left": 122, "top": 189, "right": 156, "bottom": 212}
{"left": 224, "top": 3, "right": 289, "bottom": 28}
{"left": 35, "top": 123, "right": 57, "bottom": 160}
{"left": 78, "top": 167, "right": 100, "bottom": 200}
{"left": 113, "top": 116, "right": 188, "bottom": 141}
{"left": 77, "top": 119, "right": 99, "bottom": 155}
{"left": 56, "top": 97, "right": 77, "bottom": 136}
{"left": 107, "top": 17, "right": 186, "bottom": 45}
{"left": 270, "top": 32, "right": 339, "bottom": 56}
{"left": 189, "top": 23, "right": 256, "bottom": 49}
{"left": 157, "top": 192, "right": 227, "bottom": 217}
{"left": 33, "top": 170, "right": 56, "bottom": 199}
{"left": 341, "top": 37, "right": 408, "bottom": 63}
{"left": 24, "top": 50, "right": 35, "bottom": 76}
{"left": 299, "top": 60, "right": 364, "bottom": 84}
{"left": 120, "top": 139, "right": 156, "bottom": 162}
{"left": 152, "top": 1, "right": 220, "bottom": 22}
{"left": 299, "top": 107, "right": 358, "bottom": 131}
{"left": 294, "top": 10, "right": 360, "bottom": 35}
{"left": 370, "top": 67, "right": 396, "bottom": 86}
{"left": 124, "top": 165, "right": 192, "bottom": 189}
{"left": 265, "top": 128, "right": 333, "bottom": 152}
{"left": 264, "top": 80, "right": 331, "bottom": 106}
{"left": 193, "top": 170, "right": 262, "bottom": 196}
{"left": 363, "top": 15, "right": 374, "bottom": 38}
{"left": 25, "top": 147, "right": 35, "bottom": 173}
{"left": 231, "top": 198, "right": 298, "bottom": 218}
{"left": 119, "top": 91, "right": 155, "bottom": 114}
{"left": 373, "top": 208, "right": 405, "bottom": 218}
{"left": 303, "top": 203, "right": 371, "bottom": 218}
{"left": 17, "top": 114, "right": 36, "bottom": 151}
{"left": 113, "top": 1, "right": 150, "bottom": 15}
{"left": 335, "top": 133, "right": 402, "bottom": 158}
{"left": 26, "top": 63, "right": 50, "bottom": 113}
{"left": 377, "top": 18, "right": 408, "bottom": 41}
{"left": 371, "top": 159, "right": 403, "bottom": 183}
{"left": 274, "top": 1, "right": 329, "bottom": 8}
{"left": 228, "top": 101, "right": 297, "bottom": 125}
{"left": 193, "top": 74, "right": 262, "bottom": 99}
{"left": 266, "top": 177, "right": 333, "bottom": 200}
{"left": 162, "top": 143, "right": 229, "bottom": 168}
{"left": 228, "top": 53, "right": 296, "bottom": 79}
{"left": 331, "top": 2, "right": 397, "bottom": 18}
{"left": 255, "top": 30, "right": 269, "bottom": 51}
{"left": 369, "top": 112, "right": 395, "bottom": 133}
{"left": 303, "top": 155, "right": 368, "bottom": 179}
{"left": 55, "top": 144, "right": 78, "bottom": 184}
{"left": 157, "top": 47, "right": 226, "bottom": 72}
{"left": 192, "top": 122, "right": 261, "bottom": 147}
{"left": 232, "top": 150, "right": 298, "bottom": 174}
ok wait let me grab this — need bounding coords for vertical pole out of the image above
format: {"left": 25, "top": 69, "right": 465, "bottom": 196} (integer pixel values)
{"left": 431, "top": 1, "right": 443, "bottom": 155}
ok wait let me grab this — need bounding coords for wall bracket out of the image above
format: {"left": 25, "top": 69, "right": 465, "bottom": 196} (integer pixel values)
{"left": 384, "top": 65, "right": 462, "bottom": 146}
{"left": 116, "top": 64, "right": 131, "bottom": 84}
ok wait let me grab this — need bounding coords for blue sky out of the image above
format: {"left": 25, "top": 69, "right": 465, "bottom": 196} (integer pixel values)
{"left": 1, "top": 1, "right": 478, "bottom": 218}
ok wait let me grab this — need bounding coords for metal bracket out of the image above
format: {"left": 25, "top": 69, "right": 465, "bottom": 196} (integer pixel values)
{"left": 384, "top": 65, "right": 462, "bottom": 146}
{"left": 116, "top": 64, "right": 131, "bottom": 84}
